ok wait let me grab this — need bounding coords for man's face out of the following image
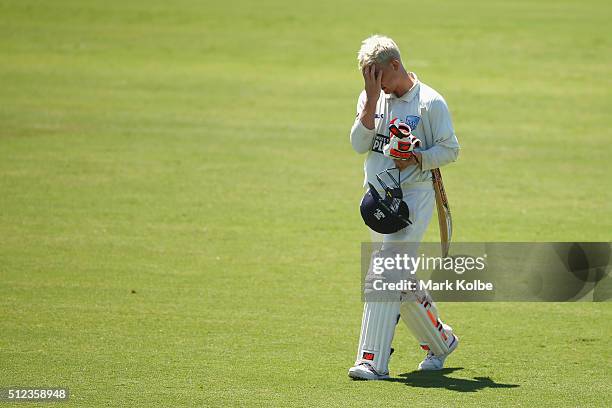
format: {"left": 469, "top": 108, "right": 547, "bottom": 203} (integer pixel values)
{"left": 376, "top": 60, "right": 401, "bottom": 94}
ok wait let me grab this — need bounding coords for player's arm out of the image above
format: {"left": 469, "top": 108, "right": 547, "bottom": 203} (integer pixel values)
{"left": 349, "top": 65, "right": 382, "bottom": 154}
{"left": 419, "top": 97, "right": 460, "bottom": 171}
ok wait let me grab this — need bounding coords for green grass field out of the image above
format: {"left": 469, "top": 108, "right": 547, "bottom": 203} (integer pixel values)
{"left": 1, "top": 0, "right": 611, "bottom": 406}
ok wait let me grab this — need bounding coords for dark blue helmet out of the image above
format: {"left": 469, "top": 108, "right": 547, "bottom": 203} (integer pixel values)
{"left": 360, "top": 168, "right": 411, "bottom": 234}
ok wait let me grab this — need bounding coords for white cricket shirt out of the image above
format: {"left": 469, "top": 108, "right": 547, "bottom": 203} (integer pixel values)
{"left": 349, "top": 72, "right": 460, "bottom": 187}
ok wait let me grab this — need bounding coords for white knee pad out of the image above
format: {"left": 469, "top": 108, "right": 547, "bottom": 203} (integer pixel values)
{"left": 355, "top": 301, "right": 400, "bottom": 375}
{"left": 400, "top": 296, "right": 457, "bottom": 356}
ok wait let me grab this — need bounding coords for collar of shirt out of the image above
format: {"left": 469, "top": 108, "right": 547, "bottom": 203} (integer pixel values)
{"left": 385, "top": 72, "right": 420, "bottom": 102}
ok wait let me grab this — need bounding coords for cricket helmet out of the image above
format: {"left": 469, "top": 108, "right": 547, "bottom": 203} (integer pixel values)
{"left": 360, "top": 168, "right": 412, "bottom": 234}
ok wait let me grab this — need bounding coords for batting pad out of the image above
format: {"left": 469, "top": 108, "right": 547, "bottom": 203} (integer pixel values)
{"left": 355, "top": 301, "right": 400, "bottom": 375}
{"left": 400, "top": 297, "right": 456, "bottom": 356}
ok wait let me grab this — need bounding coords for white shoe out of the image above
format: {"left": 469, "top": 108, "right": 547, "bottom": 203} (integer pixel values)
{"left": 417, "top": 334, "right": 459, "bottom": 371}
{"left": 348, "top": 363, "right": 389, "bottom": 380}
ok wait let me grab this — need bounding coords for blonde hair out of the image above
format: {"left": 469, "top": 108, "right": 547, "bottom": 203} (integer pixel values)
{"left": 357, "top": 35, "right": 402, "bottom": 70}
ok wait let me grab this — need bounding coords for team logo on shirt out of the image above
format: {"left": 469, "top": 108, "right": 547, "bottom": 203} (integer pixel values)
{"left": 404, "top": 115, "right": 420, "bottom": 130}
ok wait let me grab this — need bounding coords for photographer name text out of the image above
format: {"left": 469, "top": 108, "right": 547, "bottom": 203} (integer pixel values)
{"left": 373, "top": 279, "right": 494, "bottom": 292}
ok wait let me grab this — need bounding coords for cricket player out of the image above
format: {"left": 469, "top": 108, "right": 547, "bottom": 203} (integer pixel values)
{"left": 348, "top": 35, "right": 460, "bottom": 380}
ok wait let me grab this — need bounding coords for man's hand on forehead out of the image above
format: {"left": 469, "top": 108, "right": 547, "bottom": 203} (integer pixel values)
{"left": 362, "top": 64, "right": 382, "bottom": 105}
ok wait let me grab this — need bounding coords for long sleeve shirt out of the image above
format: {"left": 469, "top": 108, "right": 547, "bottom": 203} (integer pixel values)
{"left": 349, "top": 72, "right": 460, "bottom": 187}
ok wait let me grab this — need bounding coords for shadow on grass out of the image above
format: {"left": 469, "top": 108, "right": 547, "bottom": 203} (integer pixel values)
{"left": 385, "top": 368, "right": 520, "bottom": 392}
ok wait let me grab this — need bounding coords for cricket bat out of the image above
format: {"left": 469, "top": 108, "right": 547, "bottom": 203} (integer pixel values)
{"left": 431, "top": 168, "right": 452, "bottom": 257}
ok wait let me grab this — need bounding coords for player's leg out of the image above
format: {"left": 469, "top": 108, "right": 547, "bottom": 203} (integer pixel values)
{"left": 400, "top": 294, "right": 459, "bottom": 370}
{"left": 392, "top": 187, "right": 459, "bottom": 370}
{"left": 348, "top": 301, "right": 400, "bottom": 380}
{"left": 349, "top": 245, "right": 403, "bottom": 380}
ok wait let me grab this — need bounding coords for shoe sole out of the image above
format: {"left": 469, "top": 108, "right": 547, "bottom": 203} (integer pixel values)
{"left": 348, "top": 369, "right": 389, "bottom": 381}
